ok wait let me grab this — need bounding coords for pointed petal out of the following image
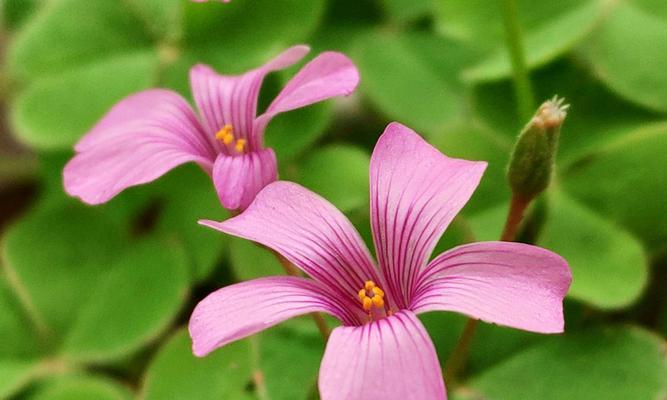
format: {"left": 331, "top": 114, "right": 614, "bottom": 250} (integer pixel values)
{"left": 411, "top": 241, "right": 572, "bottom": 333}
{"left": 200, "top": 181, "right": 378, "bottom": 321}
{"left": 189, "top": 276, "right": 351, "bottom": 356}
{"left": 370, "top": 122, "right": 487, "bottom": 309}
{"left": 64, "top": 89, "right": 215, "bottom": 205}
{"left": 211, "top": 149, "right": 277, "bottom": 211}
{"left": 189, "top": 45, "right": 310, "bottom": 146}
{"left": 319, "top": 310, "right": 446, "bottom": 400}
{"left": 253, "top": 51, "right": 360, "bottom": 148}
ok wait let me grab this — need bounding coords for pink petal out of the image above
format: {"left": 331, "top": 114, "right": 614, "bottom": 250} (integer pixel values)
{"left": 253, "top": 51, "right": 360, "bottom": 148}
{"left": 200, "top": 181, "right": 379, "bottom": 322}
{"left": 189, "top": 276, "right": 352, "bottom": 357}
{"left": 189, "top": 46, "right": 310, "bottom": 149}
{"left": 319, "top": 310, "right": 446, "bottom": 400}
{"left": 411, "top": 241, "right": 572, "bottom": 334}
{"left": 64, "top": 89, "right": 215, "bottom": 205}
{"left": 370, "top": 122, "right": 487, "bottom": 309}
{"left": 211, "top": 149, "right": 277, "bottom": 211}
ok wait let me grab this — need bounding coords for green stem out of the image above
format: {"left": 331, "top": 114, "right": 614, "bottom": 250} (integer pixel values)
{"left": 500, "top": 0, "right": 535, "bottom": 121}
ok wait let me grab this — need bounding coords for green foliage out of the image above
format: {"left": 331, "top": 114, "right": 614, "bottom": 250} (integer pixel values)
{"left": 562, "top": 122, "right": 667, "bottom": 250}
{"left": 12, "top": 51, "right": 158, "bottom": 149}
{"left": 2, "top": 0, "right": 666, "bottom": 399}
{"left": 582, "top": 0, "right": 667, "bottom": 112}
{"left": 353, "top": 31, "right": 473, "bottom": 136}
{"left": 28, "top": 374, "right": 133, "bottom": 400}
{"left": 440, "top": 0, "right": 605, "bottom": 82}
{"left": 141, "top": 329, "right": 253, "bottom": 400}
{"left": 292, "top": 144, "right": 370, "bottom": 212}
{"left": 538, "top": 193, "right": 648, "bottom": 309}
{"left": 229, "top": 236, "right": 283, "bottom": 281}
{"left": 61, "top": 239, "right": 189, "bottom": 363}
{"left": 467, "top": 326, "right": 667, "bottom": 400}
{"left": 258, "top": 320, "right": 325, "bottom": 399}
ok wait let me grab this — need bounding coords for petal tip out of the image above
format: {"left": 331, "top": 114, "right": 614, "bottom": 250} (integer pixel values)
{"left": 292, "top": 44, "right": 311, "bottom": 54}
{"left": 198, "top": 219, "right": 223, "bottom": 230}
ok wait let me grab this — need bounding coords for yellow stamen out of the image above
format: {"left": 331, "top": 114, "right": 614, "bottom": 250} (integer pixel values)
{"left": 358, "top": 280, "right": 385, "bottom": 312}
{"left": 222, "top": 134, "right": 234, "bottom": 145}
{"left": 362, "top": 297, "right": 373, "bottom": 311}
{"left": 235, "top": 139, "right": 247, "bottom": 153}
{"left": 215, "top": 124, "right": 234, "bottom": 144}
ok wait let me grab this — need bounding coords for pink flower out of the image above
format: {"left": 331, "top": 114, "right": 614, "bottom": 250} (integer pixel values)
{"left": 190, "top": 122, "right": 572, "bottom": 399}
{"left": 64, "top": 46, "right": 359, "bottom": 211}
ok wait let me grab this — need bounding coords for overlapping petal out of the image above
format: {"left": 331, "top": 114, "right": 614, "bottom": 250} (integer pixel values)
{"left": 370, "top": 123, "right": 487, "bottom": 309}
{"left": 200, "top": 181, "right": 379, "bottom": 319}
{"left": 189, "top": 276, "right": 352, "bottom": 357}
{"left": 319, "top": 310, "right": 445, "bottom": 400}
{"left": 252, "top": 51, "right": 360, "bottom": 148}
{"left": 189, "top": 45, "right": 310, "bottom": 149}
{"left": 411, "top": 241, "right": 572, "bottom": 333}
{"left": 64, "top": 89, "right": 215, "bottom": 205}
{"left": 211, "top": 149, "right": 277, "bottom": 210}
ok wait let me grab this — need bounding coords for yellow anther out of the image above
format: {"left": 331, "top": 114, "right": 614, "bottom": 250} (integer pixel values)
{"left": 363, "top": 297, "right": 373, "bottom": 311}
{"left": 358, "top": 280, "right": 385, "bottom": 312}
{"left": 235, "top": 139, "right": 247, "bottom": 153}
{"left": 215, "top": 124, "right": 234, "bottom": 143}
{"left": 222, "top": 134, "right": 234, "bottom": 145}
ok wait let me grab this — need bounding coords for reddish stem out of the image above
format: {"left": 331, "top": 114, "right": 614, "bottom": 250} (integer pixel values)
{"left": 500, "top": 195, "right": 531, "bottom": 242}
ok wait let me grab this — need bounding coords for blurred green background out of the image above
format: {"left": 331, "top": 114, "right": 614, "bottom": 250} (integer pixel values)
{"left": 0, "top": 0, "right": 666, "bottom": 399}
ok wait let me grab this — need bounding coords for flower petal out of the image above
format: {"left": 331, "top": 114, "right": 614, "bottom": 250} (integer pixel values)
{"left": 64, "top": 89, "right": 215, "bottom": 205}
{"left": 189, "top": 45, "right": 310, "bottom": 148}
{"left": 189, "top": 276, "right": 351, "bottom": 357}
{"left": 200, "top": 181, "right": 378, "bottom": 322}
{"left": 253, "top": 51, "right": 360, "bottom": 148}
{"left": 411, "top": 241, "right": 572, "bottom": 333}
{"left": 319, "top": 310, "right": 446, "bottom": 400}
{"left": 211, "top": 149, "right": 277, "bottom": 211}
{"left": 370, "top": 122, "right": 487, "bottom": 309}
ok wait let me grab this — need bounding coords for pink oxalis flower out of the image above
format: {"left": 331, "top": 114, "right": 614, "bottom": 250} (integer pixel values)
{"left": 190, "top": 122, "right": 572, "bottom": 399}
{"left": 64, "top": 46, "right": 359, "bottom": 211}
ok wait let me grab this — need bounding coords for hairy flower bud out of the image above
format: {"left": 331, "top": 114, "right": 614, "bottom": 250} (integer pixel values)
{"left": 507, "top": 96, "right": 568, "bottom": 201}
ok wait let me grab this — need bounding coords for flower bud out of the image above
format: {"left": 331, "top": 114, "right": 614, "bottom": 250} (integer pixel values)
{"left": 507, "top": 96, "right": 568, "bottom": 201}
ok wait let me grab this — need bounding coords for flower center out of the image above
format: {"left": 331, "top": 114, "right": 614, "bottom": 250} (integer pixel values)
{"left": 358, "top": 280, "right": 385, "bottom": 311}
{"left": 215, "top": 124, "right": 246, "bottom": 153}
